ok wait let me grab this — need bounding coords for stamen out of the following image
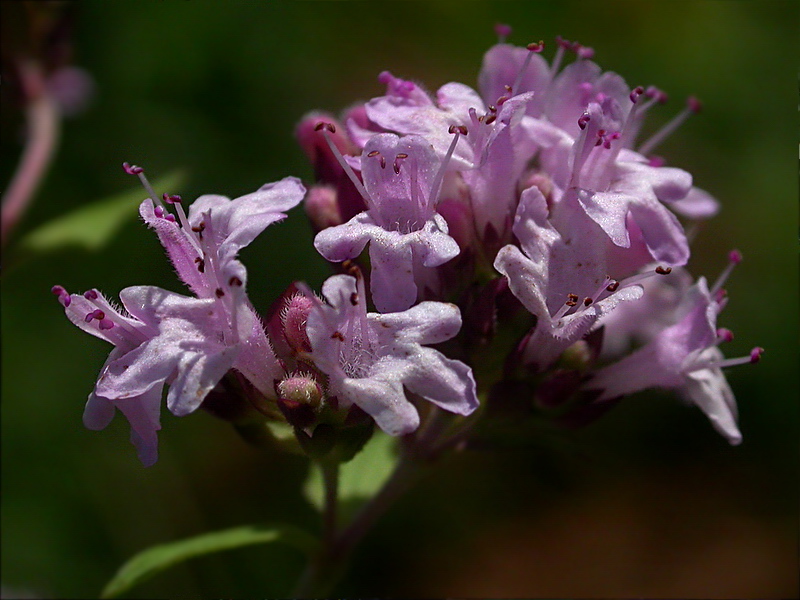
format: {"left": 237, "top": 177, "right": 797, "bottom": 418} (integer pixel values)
{"left": 494, "top": 23, "right": 512, "bottom": 43}
{"left": 510, "top": 42, "right": 544, "bottom": 95}
{"left": 51, "top": 285, "right": 71, "bottom": 307}
{"left": 429, "top": 126, "right": 464, "bottom": 204}
{"left": 688, "top": 346, "right": 764, "bottom": 372}
{"left": 638, "top": 96, "right": 701, "bottom": 156}
{"left": 569, "top": 112, "right": 595, "bottom": 188}
{"left": 616, "top": 265, "right": 673, "bottom": 289}
{"left": 716, "top": 328, "right": 734, "bottom": 343}
{"left": 710, "top": 250, "right": 742, "bottom": 295}
{"left": 122, "top": 162, "right": 165, "bottom": 209}
{"left": 313, "top": 122, "right": 370, "bottom": 202}
{"left": 162, "top": 192, "right": 198, "bottom": 243}
{"left": 553, "top": 293, "right": 579, "bottom": 321}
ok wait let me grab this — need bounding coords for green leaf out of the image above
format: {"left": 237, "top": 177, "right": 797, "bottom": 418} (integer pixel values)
{"left": 304, "top": 431, "right": 398, "bottom": 518}
{"left": 19, "top": 170, "right": 186, "bottom": 253}
{"left": 100, "top": 522, "right": 318, "bottom": 599}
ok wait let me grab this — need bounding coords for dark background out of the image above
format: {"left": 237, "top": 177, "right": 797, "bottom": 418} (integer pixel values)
{"left": 2, "top": 1, "right": 797, "bottom": 597}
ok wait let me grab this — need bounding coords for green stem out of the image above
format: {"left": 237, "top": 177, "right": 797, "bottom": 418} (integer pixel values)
{"left": 321, "top": 460, "right": 339, "bottom": 547}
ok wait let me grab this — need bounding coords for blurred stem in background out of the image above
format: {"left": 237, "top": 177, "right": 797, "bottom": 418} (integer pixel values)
{"left": 1, "top": 1, "right": 92, "bottom": 252}
{"left": 1, "top": 60, "right": 60, "bottom": 250}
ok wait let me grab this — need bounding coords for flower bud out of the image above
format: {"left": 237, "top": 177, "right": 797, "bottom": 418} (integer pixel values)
{"left": 278, "top": 375, "right": 323, "bottom": 410}
{"left": 437, "top": 196, "right": 475, "bottom": 253}
{"left": 282, "top": 294, "right": 314, "bottom": 354}
{"left": 304, "top": 184, "right": 343, "bottom": 232}
{"left": 557, "top": 340, "right": 593, "bottom": 372}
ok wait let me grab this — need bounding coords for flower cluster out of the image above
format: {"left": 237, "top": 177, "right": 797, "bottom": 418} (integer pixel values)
{"left": 55, "top": 30, "right": 760, "bottom": 466}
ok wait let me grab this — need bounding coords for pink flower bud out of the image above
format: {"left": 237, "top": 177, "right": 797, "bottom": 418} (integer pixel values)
{"left": 277, "top": 375, "right": 323, "bottom": 409}
{"left": 282, "top": 293, "right": 314, "bottom": 354}
{"left": 304, "top": 184, "right": 343, "bottom": 232}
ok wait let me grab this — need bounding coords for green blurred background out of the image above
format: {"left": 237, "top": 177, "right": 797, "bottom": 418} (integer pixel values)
{"left": 2, "top": 1, "right": 797, "bottom": 597}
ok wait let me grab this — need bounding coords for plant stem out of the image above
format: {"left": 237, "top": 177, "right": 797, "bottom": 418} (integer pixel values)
{"left": 291, "top": 446, "right": 423, "bottom": 598}
{"left": 2, "top": 62, "right": 60, "bottom": 250}
{"left": 321, "top": 460, "right": 339, "bottom": 547}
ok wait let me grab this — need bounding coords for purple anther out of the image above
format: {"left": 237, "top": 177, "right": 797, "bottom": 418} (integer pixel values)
{"left": 728, "top": 249, "right": 743, "bottom": 264}
{"left": 122, "top": 162, "right": 144, "bottom": 175}
{"left": 83, "top": 289, "right": 99, "bottom": 300}
{"left": 714, "top": 288, "right": 727, "bottom": 303}
{"left": 687, "top": 96, "right": 703, "bottom": 113}
{"left": 577, "top": 113, "right": 591, "bottom": 130}
{"left": 162, "top": 193, "right": 182, "bottom": 204}
{"left": 527, "top": 40, "right": 545, "bottom": 53}
{"left": 602, "top": 131, "right": 620, "bottom": 149}
{"left": 99, "top": 319, "right": 115, "bottom": 330}
{"left": 165, "top": 213, "right": 176, "bottom": 223}
{"left": 154, "top": 205, "right": 165, "bottom": 218}
{"left": 717, "top": 328, "right": 734, "bottom": 343}
{"left": 645, "top": 86, "right": 668, "bottom": 103}
{"left": 494, "top": 23, "right": 512, "bottom": 39}
{"left": 555, "top": 35, "right": 570, "bottom": 49}
{"left": 576, "top": 45, "right": 595, "bottom": 59}
{"left": 51, "top": 285, "right": 71, "bottom": 306}
{"left": 647, "top": 156, "right": 666, "bottom": 167}
{"left": 749, "top": 347, "right": 764, "bottom": 363}
{"left": 84, "top": 312, "right": 95, "bottom": 323}
{"left": 630, "top": 86, "right": 644, "bottom": 103}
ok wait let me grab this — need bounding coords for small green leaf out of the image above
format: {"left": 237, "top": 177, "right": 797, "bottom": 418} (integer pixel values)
{"left": 100, "top": 522, "right": 318, "bottom": 599}
{"left": 304, "top": 431, "right": 398, "bottom": 517}
{"left": 20, "top": 170, "right": 186, "bottom": 253}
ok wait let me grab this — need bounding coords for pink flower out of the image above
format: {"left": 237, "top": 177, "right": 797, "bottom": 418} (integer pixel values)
{"left": 313, "top": 133, "right": 460, "bottom": 312}
{"left": 52, "top": 285, "right": 250, "bottom": 466}
{"left": 494, "top": 185, "right": 645, "bottom": 370}
{"left": 587, "top": 272, "right": 762, "bottom": 444}
{"left": 136, "top": 171, "right": 306, "bottom": 394}
{"left": 305, "top": 273, "right": 478, "bottom": 435}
